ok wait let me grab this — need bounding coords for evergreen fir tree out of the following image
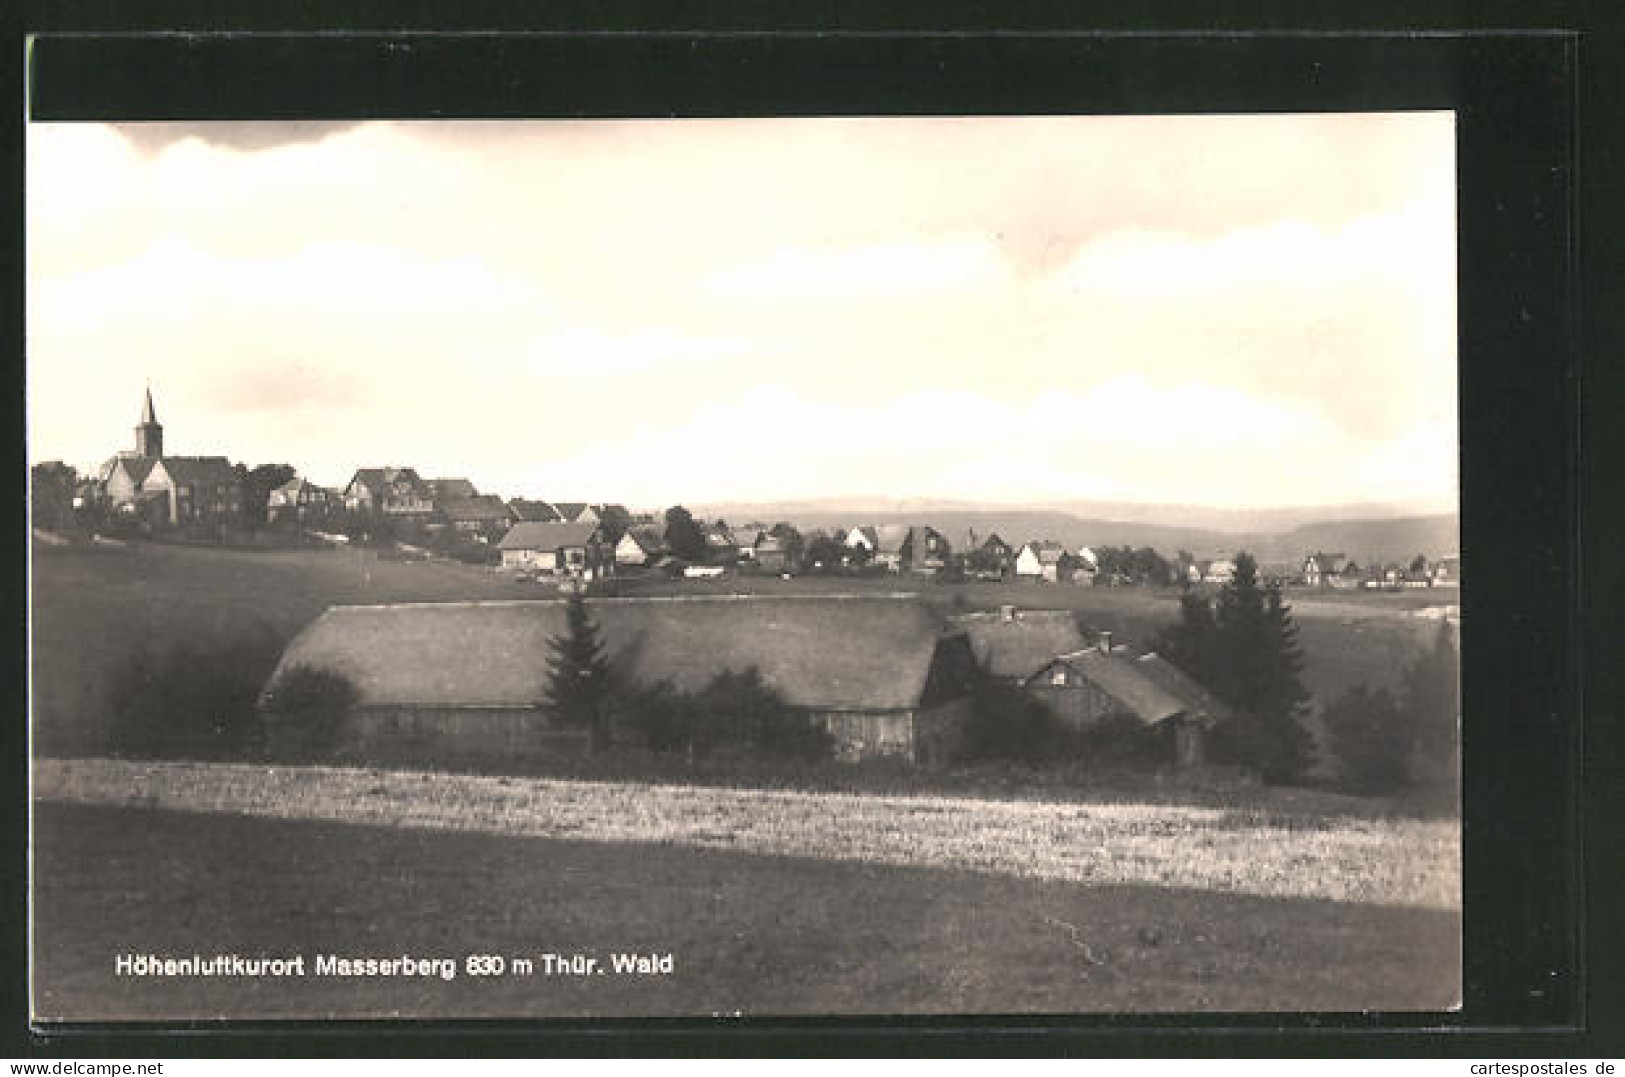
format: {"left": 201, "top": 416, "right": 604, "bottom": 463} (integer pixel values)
{"left": 1258, "top": 582, "right": 1316, "bottom": 780}
{"left": 1160, "top": 551, "right": 1314, "bottom": 783}
{"left": 544, "top": 592, "right": 614, "bottom": 751}
{"left": 1155, "top": 584, "right": 1222, "bottom": 688}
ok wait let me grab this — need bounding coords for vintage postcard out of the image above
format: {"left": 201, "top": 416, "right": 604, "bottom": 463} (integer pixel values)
{"left": 27, "top": 113, "right": 1461, "bottom": 1021}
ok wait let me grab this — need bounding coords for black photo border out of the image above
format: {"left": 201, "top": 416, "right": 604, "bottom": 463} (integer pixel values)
{"left": 5, "top": 10, "right": 1616, "bottom": 1059}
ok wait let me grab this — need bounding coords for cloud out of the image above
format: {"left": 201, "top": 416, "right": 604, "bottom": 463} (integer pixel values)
{"left": 27, "top": 114, "right": 1458, "bottom": 511}
{"left": 703, "top": 237, "right": 1010, "bottom": 306}
{"left": 116, "top": 121, "right": 365, "bottom": 155}
{"left": 510, "top": 380, "right": 1455, "bottom": 510}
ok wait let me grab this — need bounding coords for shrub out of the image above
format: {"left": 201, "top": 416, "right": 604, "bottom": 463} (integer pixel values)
{"left": 1322, "top": 684, "right": 1412, "bottom": 795}
{"left": 260, "top": 665, "right": 358, "bottom": 762}
{"left": 106, "top": 634, "right": 282, "bottom": 760}
{"left": 955, "top": 671, "right": 1064, "bottom": 767}
{"left": 620, "top": 667, "right": 834, "bottom": 762}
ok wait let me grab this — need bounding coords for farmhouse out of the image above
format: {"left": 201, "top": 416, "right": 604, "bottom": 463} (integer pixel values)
{"left": 1202, "top": 558, "right": 1237, "bottom": 584}
{"left": 258, "top": 595, "right": 978, "bottom": 764}
{"left": 508, "top": 499, "right": 562, "bottom": 523}
{"left": 957, "top": 531, "right": 1013, "bottom": 577}
{"left": 950, "top": 606, "right": 1087, "bottom": 682}
{"left": 751, "top": 531, "right": 792, "bottom": 573}
{"left": 551, "top": 503, "right": 599, "bottom": 526}
{"left": 496, "top": 521, "right": 608, "bottom": 578}
{"left": 1015, "top": 540, "right": 1076, "bottom": 583}
{"left": 1302, "top": 552, "right": 1351, "bottom": 588}
{"left": 439, "top": 495, "right": 513, "bottom": 539}
{"left": 424, "top": 478, "right": 477, "bottom": 503}
{"left": 1022, "top": 643, "right": 1219, "bottom": 767}
{"left": 871, "top": 525, "right": 915, "bottom": 573}
{"left": 266, "top": 477, "right": 335, "bottom": 523}
{"left": 702, "top": 522, "right": 739, "bottom": 562}
{"left": 344, "top": 467, "right": 435, "bottom": 519}
{"left": 613, "top": 525, "right": 665, "bottom": 567}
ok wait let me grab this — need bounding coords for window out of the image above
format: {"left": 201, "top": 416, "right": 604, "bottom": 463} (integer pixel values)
{"left": 1050, "top": 669, "right": 1067, "bottom": 686}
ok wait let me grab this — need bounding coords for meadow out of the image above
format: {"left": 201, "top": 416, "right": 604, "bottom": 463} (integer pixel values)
{"left": 32, "top": 801, "right": 1462, "bottom": 1020}
{"left": 35, "top": 757, "right": 1460, "bottom": 909}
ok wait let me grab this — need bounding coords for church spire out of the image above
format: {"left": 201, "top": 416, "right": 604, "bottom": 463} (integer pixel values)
{"left": 135, "top": 385, "right": 163, "bottom": 459}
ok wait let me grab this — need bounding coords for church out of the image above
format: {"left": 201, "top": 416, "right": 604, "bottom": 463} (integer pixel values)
{"left": 95, "top": 389, "right": 243, "bottom": 526}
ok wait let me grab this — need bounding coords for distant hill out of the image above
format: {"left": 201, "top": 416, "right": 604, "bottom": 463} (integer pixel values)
{"left": 688, "top": 500, "right": 1460, "bottom": 566}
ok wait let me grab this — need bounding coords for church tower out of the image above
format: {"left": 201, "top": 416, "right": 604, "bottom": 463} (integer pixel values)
{"left": 135, "top": 387, "right": 163, "bottom": 459}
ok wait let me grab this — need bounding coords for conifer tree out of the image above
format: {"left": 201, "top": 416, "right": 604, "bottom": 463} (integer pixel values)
{"left": 544, "top": 593, "right": 614, "bottom": 751}
{"left": 1158, "top": 551, "right": 1315, "bottom": 783}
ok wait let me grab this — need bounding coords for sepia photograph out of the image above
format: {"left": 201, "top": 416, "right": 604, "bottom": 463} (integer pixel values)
{"left": 27, "top": 112, "right": 1462, "bottom": 1021}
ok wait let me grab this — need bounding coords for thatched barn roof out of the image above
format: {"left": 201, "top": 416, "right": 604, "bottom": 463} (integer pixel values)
{"left": 951, "top": 609, "right": 1087, "bottom": 680}
{"left": 262, "top": 595, "right": 957, "bottom": 714}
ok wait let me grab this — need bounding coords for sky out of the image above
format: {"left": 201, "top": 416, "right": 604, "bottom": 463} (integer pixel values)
{"left": 27, "top": 114, "right": 1457, "bottom": 512}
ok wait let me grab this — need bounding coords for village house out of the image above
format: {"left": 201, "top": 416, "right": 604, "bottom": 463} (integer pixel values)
{"left": 266, "top": 477, "right": 335, "bottom": 524}
{"left": 426, "top": 478, "right": 479, "bottom": 502}
{"left": 1302, "top": 552, "right": 1353, "bottom": 588}
{"left": 1022, "top": 639, "right": 1224, "bottom": 768}
{"left": 613, "top": 524, "right": 666, "bottom": 567}
{"left": 751, "top": 531, "right": 792, "bottom": 574}
{"left": 1015, "top": 540, "right": 1077, "bottom": 583}
{"left": 507, "top": 498, "right": 562, "bottom": 523}
{"left": 871, "top": 524, "right": 915, "bottom": 573}
{"left": 496, "top": 521, "right": 609, "bottom": 579}
{"left": 702, "top": 522, "right": 739, "bottom": 563}
{"left": 257, "top": 595, "right": 978, "bottom": 765}
{"left": 551, "top": 503, "right": 599, "bottom": 526}
{"left": 1433, "top": 555, "right": 1461, "bottom": 587}
{"left": 439, "top": 494, "right": 514, "bottom": 540}
{"left": 1074, "top": 546, "right": 1101, "bottom": 585}
{"left": 1202, "top": 558, "right": 1237, "bottom": 584}
{"left": 343, "top": 467, "right": 436, "bottom": 519}
{"left": 955, "top": 531, "right": 1013, "bottom": 577}
{"left": 843, "top": 525, "right": 878, "bottom": 558}
{"left": 92, "top": 390, "right": 244, "bottom": 527}
{"left": 950, "top": 606, "right": 1088, "bottom": 683}
{"left": 733, "top": 524, "right": 768, "bottom": 562}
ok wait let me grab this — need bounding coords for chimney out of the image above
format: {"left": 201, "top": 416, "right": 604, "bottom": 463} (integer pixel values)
{"left": 1098, "top": 630, "right": 1113, "bottom": 653}
{"left": 998, "top": 604, "right": 1017, "bottom": 623}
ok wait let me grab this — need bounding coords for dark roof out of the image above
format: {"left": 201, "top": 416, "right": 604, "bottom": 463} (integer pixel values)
{"left": 264, "top": 595, "right": 955, "bottom": 712}
{"left": 348, "top": 467, "right": 424, "bottom": 499}
{"left": 952, "top": 610, "right": 1087, "bottom": 680}
{"left": 102, "top": 455, "right": 156, "bottom": 485}
{"left": 1033, "top": 648, "right": 1188, "bottom": 726}
{"left": 428, "top": 478, "right": 479, "bottom": 500}
{"left": 440, "top": 494, "right": 510, "bottom": 522}
{"left": 1133, "top": 653, "right": 1233, "bottom": 726}
{"left": 619, "top": 525, "right": 665, "bottom": 554}
{"left": 154, "top": 456, "right": 239, "bottom": 486}
{"left": 552, "top": 502, "right": 590, "bottom": 522}
{"left": 508, "top": 498, "right": 562, "bottom": 522}
{"left": 497, "top": 520, "right": 599, "bottom": 551}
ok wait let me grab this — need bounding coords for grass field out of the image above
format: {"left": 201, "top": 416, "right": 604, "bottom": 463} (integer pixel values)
{"left": 29, "top": 541, "right": 1446, "bottom": 757}
{"left": 35, "top": 758, "right": 1460, "bottom": 908}
{"left": 31, "top": 801, "right": 1462, "bottom": 1020}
